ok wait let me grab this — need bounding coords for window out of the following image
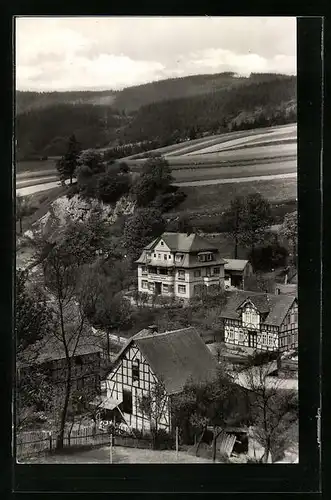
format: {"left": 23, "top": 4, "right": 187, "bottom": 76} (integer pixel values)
{"left": 160, "top": 241, "right": 164, "bottom": 246}
{"left": 141, "top": 266, "right": 148, "bottom": 275}
{"left": 228, "top": 328, "right": 234, "bottom": 340}
{"left": 262, "top": 333, "right": 268, "bottom": 345}
{"left": 178, "top": 285, "right": 186, "bottom": 294}
{"left": 206, "top": 267, "right": 211, "bottom": 277}
{"left": 163, "top": 284, "right": 169, "bottom": 292}
{"left": 132, "top": 359, "right": 139, "bottom": 383}
{"left": 194, "top": 270, "right": 201, "bottom": 277}
{"left": 164, "top": 255, "right": 167, "bottom": 260}
{"left": 122, "top": 390, "right": 133, "bottom": 414}
{"left": 168, "top": 255, "right": 172, "bottom": 259}
{"left": 178, "top": 270, "right": 185, "bottom": 280}
{"left": 213, "top": 267, "right": 220, "bottom": 275}
{"left": 149, "top": 282, "right": 155, "bottom": 291}
{"left": 175, "top": 254, "right": 183, "bottom": 262}
{"left": 198, "top": 253, "right": 213, "bottom": 262}
{"left": 242, "top": 305, "right": 259, "bottom": 328}
{"left": 279, "top": 335, "right": 286, "bottom": 347}
{"left": 168, "top": 285, "right": 174, "bottom": 294}
{"left": 142, "top": 280, "right": 148, "bottom": 289}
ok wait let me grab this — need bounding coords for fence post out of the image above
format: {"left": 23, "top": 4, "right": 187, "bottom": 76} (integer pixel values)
{"left": 110, "top": 432, "right": 113, "bottom": 464}
{"left": 176, "top": 426, "right": 179, "bottom": 461}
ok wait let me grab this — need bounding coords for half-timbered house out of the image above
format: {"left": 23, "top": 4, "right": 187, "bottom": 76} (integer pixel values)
{"left": 221, "top": 291, "right": 298, "bottom": 352}
{"left": 99, "top": 326, "right": 218, "bottom": 434}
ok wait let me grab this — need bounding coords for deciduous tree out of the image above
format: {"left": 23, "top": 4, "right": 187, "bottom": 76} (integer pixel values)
{"left": 242, "top": 358, "right": 298, "bottom": 462}
{"left": 279, "top": 211, "right": 297, "bottom": 267}
{"left": 123, "top": 207, "right": 165, "bottom": 263}
{"left": 138, "top": 380, "right": 168, "bottom": 449}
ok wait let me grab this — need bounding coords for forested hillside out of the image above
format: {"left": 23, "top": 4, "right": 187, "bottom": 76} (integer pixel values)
{"left": 16, "top": 73, "right": 296, "bottom": 159}
{"left": 16, "top": 90, "right": 118, "bottom": 115}
{"left": 16, "top": 104, "right": 129, "bottom": 160}
{"left": 122, "top": 76, "right": 296, "bottom": 143}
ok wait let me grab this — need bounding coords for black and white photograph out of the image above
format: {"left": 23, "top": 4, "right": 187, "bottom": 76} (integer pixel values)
{"left": 15, "top": 16, "right": 299, "bottom": 466}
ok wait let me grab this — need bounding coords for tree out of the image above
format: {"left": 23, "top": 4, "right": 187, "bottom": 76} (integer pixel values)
{"left": 242, "top": 358, "right": 298, "bottom": 462}
{"left": 132, "top": 156, "right": 173, "bottom": 207}
{"left": 279, "top": 211, "right": 297, "bottom": 267}
{"left": 223, "top": 196, "right": 246, "bottom": 259}
{"left": 16, "top": 362, "right": 54, "bottom": 431}
{"left": 38, "top": 225, "right": 103, "bottom": 449}
{"left": 177, "top": 214, "right": 194, "bottom": 234}
{"left": 56, "top": 134, "right": 80, "bottom": 185}
{"left": 123, "top": 207, "right": 165, "bottom": 263}
{"left": 15, "top": 270, "right": 53, "bottom": 353}
{"left": 77, "top": 150, "right": 105, "bottom": 175}
{"left": 138, "top": 380, "right": 168, "bottom": 449}
{"left": 16, "top": 196, "right": 32, "bottom": 234}
{"left": 97, "top": 171, "right": 131, "bottom": 204}
{"left": 172, "top": 368, "right": 248, "bottom": 461}
{"left": 240, "top": 193, "right": 273, "bottom": 253}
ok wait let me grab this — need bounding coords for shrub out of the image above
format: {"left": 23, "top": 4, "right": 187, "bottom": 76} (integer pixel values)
{"left": 97, "top": 172, "right": 131, "bottom": 204}
{"left": 154, "top": 429, "right": 175, "bottom": 450}
{"left": 152, "top": 189, "right": 187, "bottom": 213}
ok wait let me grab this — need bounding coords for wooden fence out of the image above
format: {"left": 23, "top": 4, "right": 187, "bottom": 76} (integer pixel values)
{"left": 16, "top": 425, "right": 152, "bottom": 460}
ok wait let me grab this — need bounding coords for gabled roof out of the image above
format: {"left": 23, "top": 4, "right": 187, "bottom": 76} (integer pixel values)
{"left": 109, "top": 327, "right": 219, "bottom": 395}
{"left": 19, "top": 327, "right": 103, "bottom": 366}
{"left": 221, "top": 290, "right": 296, "bottom": 327}
{"left": 144, "top": 232, "right": 219, "bottom": 254}
{"left": 224, "top": 259, "right": 249, "bottom": 272}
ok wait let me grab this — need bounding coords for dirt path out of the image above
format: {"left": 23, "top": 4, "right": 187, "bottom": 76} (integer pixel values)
{"left": 22, "top": 445, "right": 212, "bottom": 464}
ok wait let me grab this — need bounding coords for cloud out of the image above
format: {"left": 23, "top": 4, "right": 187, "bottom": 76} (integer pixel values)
{"left": 15, "top": 17, "right": 296, "bottom": 91}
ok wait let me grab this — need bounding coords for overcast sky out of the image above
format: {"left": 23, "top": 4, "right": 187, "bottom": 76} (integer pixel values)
{"left": 15, "top": 17, "right": 296, "bottom": 92}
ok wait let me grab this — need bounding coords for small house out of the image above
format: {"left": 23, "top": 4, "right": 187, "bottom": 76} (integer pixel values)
{"left": 224, "top": 259, "right": 253, "bottom": 289}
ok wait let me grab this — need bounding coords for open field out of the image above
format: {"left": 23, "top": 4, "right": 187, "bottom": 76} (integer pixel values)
{"left": 16, "top": 159, "right": 58, "bottom": 174}
{"left": 122, "top": 123, "right": 296, "bottom": 159}
{"left": 183, "top": 124, "right": 296, "bottom": 156}
{"left": 174, "top": 177, "right": 297, "bottom": 215}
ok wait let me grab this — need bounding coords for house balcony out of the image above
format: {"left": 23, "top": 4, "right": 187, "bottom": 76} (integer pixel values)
{"left": 203, "top": 275, "right": 221, "bottom": 284}
{"left": 148, "top": 273, "right": 175, "bottom": 283}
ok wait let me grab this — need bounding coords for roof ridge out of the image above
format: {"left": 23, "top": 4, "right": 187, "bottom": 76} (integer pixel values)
{"left": 137, "top": 326, "right": 195, "bottom": 340}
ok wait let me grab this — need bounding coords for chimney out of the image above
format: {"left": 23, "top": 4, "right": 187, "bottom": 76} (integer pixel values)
{"left": 147, "top": 324, "right": 158, "bottom": 335}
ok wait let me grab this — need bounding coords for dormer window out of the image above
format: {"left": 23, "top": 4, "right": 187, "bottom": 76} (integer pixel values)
{"left": 175, "top": 253, "right": 184, "bottom": 262}
{"left": 198, "top": 252, "right": 213, "bottom": 262}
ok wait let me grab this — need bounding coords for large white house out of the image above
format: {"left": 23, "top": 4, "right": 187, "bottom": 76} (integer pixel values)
{"left": 136, "top": 232, "right": 226, "bottom": 300}
{"left": 98, "top": 326, "right": 218, "bottom": 434}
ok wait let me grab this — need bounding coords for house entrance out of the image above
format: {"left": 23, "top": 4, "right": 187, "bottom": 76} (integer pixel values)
{"left": 248, "top": 330, "right": 257, "bottom": 348}
{"left": 155, "top": 282, "right": 162, "bottom": 295}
